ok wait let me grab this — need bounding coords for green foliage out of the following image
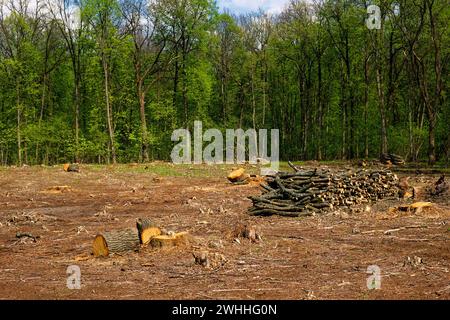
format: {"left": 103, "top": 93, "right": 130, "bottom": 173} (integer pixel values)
{"left": 0, "top": 0, "right": 448, "bottom": 165}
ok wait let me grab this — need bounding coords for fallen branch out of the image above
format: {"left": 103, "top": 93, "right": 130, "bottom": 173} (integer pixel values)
{"left": 16, "top": 232, "right": 40, "bottom": 242}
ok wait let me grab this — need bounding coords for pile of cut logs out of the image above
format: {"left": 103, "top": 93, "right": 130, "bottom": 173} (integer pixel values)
{"left": 380, "top": 153, "right": 405, "bottom": 165}
{"left": 248, "top": 163, "right": 399, "bottom": 217}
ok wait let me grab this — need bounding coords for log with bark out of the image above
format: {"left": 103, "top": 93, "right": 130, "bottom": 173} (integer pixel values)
{"left": 92, "top": 217, "right": 191, "bottom": 257}
{"left": 430, "top": 175, "right": 448, "bottom": 196}
{"left": 136, "top": 217, "right": 161, "bottom": 245}
{"left": 380, "top": 153, "right": 405, "bottom": 165}
{"left": 93, "top": 228, "right": 140, "bottom": 257}
{"left": 63, "top": 163, "right": 80, "bottom": 172}
{"left": 248, "top": 167, "right": 400, "bottom": 217}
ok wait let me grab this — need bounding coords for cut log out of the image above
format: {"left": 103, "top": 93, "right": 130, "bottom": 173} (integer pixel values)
{"left": 398, "top": 202, "right": 433, "bottom": 214}
{"left": 287, "top": 161, "right": 300, "bottom": 172}
{"left": 413, "top": 186, "right": 424, "bottom": 199}
{"left": 410, "top": 202, "right": 433, "bottom": 213}
{"left": 234, "top": 224, "right": 260, "bottom": 242}
{"left": 193, "top": 251, "right": 227, "bottom": 269}
{"left": 249, "top": 167, "right": 399, "bottom": 217}
{"left": 380, "top": 153, "right": 405, "bottom": 165}
{"left": 150, "top": 232, "right": 190, "bottom": 249}
{"left": 227, "top": 168, "right": 247, "bottom": 183}
{"left": 402, "top": 191, "right": 413, "bottom": 199}
{"left": 63, "top": 163, "right": 80, "bottom": 172}
{"left": 136, "top": 218, "right": 161, "bottom": 245}
{"left": 93, "top": 228, "right": 140, "bottom": 257}
{"left": 398, "top": 177, "right": 410, "bottom": 192}
{"left": 410, "top": 202, "right": 433, "bottom": 209}
{"left": 357, "top": 160, "right": 368, "bottom": 167}
{"left": 193, "top": 251, "right": 210, "bottom": 267}
{"left": 431, "top": 175, "right": 448, "bottom": 196}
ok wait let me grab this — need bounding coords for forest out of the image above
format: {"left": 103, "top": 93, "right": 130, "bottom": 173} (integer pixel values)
{"left": 0, "top": 0, "right": 448, "bottom": 165}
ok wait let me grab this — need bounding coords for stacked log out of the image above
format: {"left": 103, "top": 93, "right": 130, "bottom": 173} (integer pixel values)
{"left": 380, "top": 153, "right": 405, "bottom": 165}
{"left": 248, "top": 167, "right": 399, "bottom": 217}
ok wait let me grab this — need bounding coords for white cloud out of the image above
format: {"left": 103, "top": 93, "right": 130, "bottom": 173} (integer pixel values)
{"left": 218, "top": 0, "right": 289, "bottom": 14}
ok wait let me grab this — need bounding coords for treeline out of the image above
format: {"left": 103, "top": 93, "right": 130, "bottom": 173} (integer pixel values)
{"left": 0, "top": 0, "right": 448, "bottom": 165}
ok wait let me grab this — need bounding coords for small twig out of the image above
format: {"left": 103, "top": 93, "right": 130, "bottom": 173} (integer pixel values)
{"left": 212, "top": 288, "right": 280, "bottom": 292}
{"left": 271, "top": 235, "right": 305, "bottom": 241}
{"left": 404, "top": 225, "right": 429, "bottom": 229}
{"left": 384, "top": 228, "right": 403, "bottom": 235}
{"left": 363, "top": 225, "right": 429, "bottom": 235}
{"left": 390, "top": 236, "right": 434, "bottom": 242}
{"left": 361, "top": 229, "right": 384, "bottom": 234}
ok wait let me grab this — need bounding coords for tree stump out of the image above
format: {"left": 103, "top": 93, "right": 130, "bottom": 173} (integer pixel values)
{"left": 93, "top": 229, "right": 140, "bottom": 257}
{"left": 150, "top": 232, "right": 190, "bottom": 249}
{"left": 136, "top": 218, "right": 161, "bottom": 245}
{"left": 193, "top": 251, "right": 227, "bottom": 269}
{"left": 398, "top": 202, "right": 433, "bottom": 214}
{"left": 227, "top": 168, "right": 249, "bottom": 183}
{"left": 234, "top": 224, "right": 260, "bottom": 242}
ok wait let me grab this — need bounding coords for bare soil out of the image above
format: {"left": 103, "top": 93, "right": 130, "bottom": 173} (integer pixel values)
{"left": 0, "top": 164, "right": 449, "bottom": 300}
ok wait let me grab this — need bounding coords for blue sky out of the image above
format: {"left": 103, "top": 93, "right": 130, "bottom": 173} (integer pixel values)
{"left": 217, "top": 0, "right": 290, "bottom": 14}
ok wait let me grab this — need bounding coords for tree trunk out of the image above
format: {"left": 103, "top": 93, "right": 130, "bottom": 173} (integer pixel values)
{"left": 425, "top": 0, "right": 442, "bottom": 165}
{"left": 427, "top": 111, "right": 436, "bottom": 164}
{"left": 317, "top": 55, "right": 323, "bottom": 161}
{"left": 375, "top": 25, "right": 388, "bottom": 156}
{"left": 251, "top": 69, "right": 256, "bottom": 131}
{"left": 16, "top": 78, "right": 22, "bottom": 166}
{"left": 364, "top": 57, "right": 369, "bottom": 159}
{"left": 221, "top": 72, "right": 226, "bottom": 125}
{"left": 182, "top": 44, "right": 188, "bottom": 129}
{"left": 239, "top": 85, "right": 244, "bottom": 128}
{"left": 102, "top": 54, "right": 116, "bottom": 164}
{"left": 344, "top": 37, "right": 354, "bottom": 160}
{"left": 376, "top": 64, "right": 388, "bottom": 155}
{"left": 36, "top": 72, "right": 48, "bottom": 164}
{"left": 173, "top": 56, "right": 179, "bottom": 111}
{"left": 70, "top": 53, "right": 81, "bottom": 163}
{"left": 74, "top": 73, "right": 80, "bottom": 162}
{"left": 341, "top": 102, "right": 346, "bottom": 160}
{"left": 137, "top": 78, "right": 149, "bottom": 162}
{"left": 262, "top": 52, "right": 267, "bottom": 126}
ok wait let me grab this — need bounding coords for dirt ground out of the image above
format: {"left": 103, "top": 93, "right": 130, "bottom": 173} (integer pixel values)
{"left": 0, "top": 164, "right": 449, "bottom": 300}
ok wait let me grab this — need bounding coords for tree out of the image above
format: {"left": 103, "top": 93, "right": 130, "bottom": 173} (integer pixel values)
{"left": 86, "top": 0, "right": 122, "bottom": 164}
{"left": 120, "top": 0, "right": 170, "bottom": 162}
{"left": 47, "top": 0, "right": 87, "bottom": 161}
{"left": 153, "top": 0, "right": 216, "bottom": 128}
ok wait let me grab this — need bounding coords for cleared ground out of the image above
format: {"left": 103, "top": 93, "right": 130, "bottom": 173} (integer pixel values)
{"left": 0, "top": 163, "right": 449, "bottom": 300}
